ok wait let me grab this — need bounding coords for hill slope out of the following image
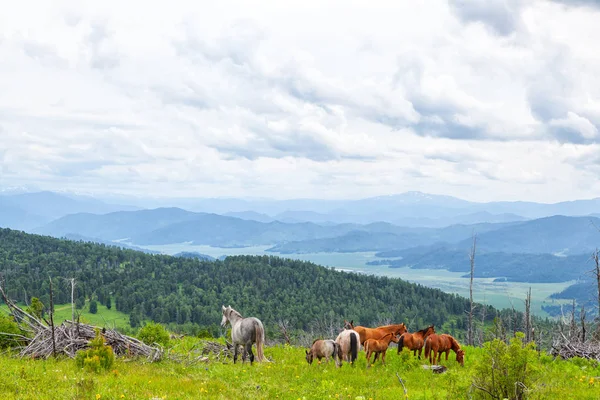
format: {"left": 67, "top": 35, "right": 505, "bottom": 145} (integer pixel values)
{"left": 0, "top": 228, "right": 498, "bottom": 333}
{"left": 455, "top": 215, "right": 600, "bottom": 255}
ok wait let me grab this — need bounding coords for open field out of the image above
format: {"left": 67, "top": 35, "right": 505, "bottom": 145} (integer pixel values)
{"left": 0, "top": 336, "right": 598, "bottom": 399}
{"left": 137, "top": 243, "right": 574, "bottom": 316}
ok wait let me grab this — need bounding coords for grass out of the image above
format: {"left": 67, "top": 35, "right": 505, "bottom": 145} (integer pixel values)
{"left": 0, "top": 336, "right": 599, "bottom": 399}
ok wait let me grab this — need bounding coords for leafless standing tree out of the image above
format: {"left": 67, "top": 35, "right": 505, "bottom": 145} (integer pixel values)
{"left": 467, "top": 233, "right": 477, "bottom": 346}
{"left": 277, "top": 319, "right": 292, "bottom": 345}
{"left": 70, "top": 278, "right": 76, "bottom": 324}
{"left": 524, "top": 287, "right": 532, "bottom": 343}
{"left": 592, "top": 249, "right": 600, "bottom": 319}
{"left": 580, "top": 305, "right": 586, "bottom": 342}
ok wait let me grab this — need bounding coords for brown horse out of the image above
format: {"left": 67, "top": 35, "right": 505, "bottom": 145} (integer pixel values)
{"left": 424, "top": 333, "right": 465, "bottom": 366}
{"left": 305, "top": 339, "right": 340, "bottom": 366}
{"left": 397, "top": 325, "right": 435, "bottom": 358}
{"left": 348, "top": 321, "right": 407, "bottom": 346}
{"left": 364, "top": 332, "right": 400, "bottom": 367}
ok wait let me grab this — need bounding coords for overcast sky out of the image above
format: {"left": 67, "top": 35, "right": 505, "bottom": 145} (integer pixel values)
{"left": 1, "top": 0, "right": 599, "bottom": 202}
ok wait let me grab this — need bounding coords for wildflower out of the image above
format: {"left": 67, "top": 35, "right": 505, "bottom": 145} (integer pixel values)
{"left": 589, "top": 378, "right": 595, "bottom": 385}
{"left": 120, "top": 396, "right": 125, "bottom": 399}
{"left": 96, "top": 395, "right": 101, "bottom": 400}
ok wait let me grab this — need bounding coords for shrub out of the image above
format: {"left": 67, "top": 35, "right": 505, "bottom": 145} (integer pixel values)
{"left": 138, "top": 322, "right": 170, "bottom": 348}
{"left": 75, "top": 329, "right": 115, "bottom": 373}
{"left": 89, "top": 300, "right": 98, "bottom": 314}
{"left": 471, "top": 332, "right": 538, "bottom": 400}
{"left": 197, "top": 328, "right": 213, "bottom": 339}
{"left": 0, "top": 313, "right": 24, "bottom": 349}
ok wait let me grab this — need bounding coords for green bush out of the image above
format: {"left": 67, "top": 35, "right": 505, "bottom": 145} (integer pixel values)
{"left": 75, "top": 329, "right": 115, "bottom": 373}
{"left": 472, "top": 332, "right": 538, "bottom": 400}
{"left": 89, "top": 300, "right": 98, "bottom": 314}
{"left": 0, "top": 314, "right": 24, "bottom": 349}
{"left": 138, "top": 322, "right": 170, "bottom": 348}
{"left": 196, "top": 328, "right": 212, "bottom": 339}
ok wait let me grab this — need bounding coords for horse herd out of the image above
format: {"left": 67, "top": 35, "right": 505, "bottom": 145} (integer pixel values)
{"left": 221, "top": 305, "right": 465, "bottom": 368}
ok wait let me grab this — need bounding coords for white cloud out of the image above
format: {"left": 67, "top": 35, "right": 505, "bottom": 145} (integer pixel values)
{"left": 0, "top": 0, "right": 599, "bottom": 202}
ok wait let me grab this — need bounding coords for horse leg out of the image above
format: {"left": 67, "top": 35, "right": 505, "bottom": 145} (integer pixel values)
{"left": 445, "top": 350, "right": 449, "bottom": 361}
{"left": 233, "top": 344, "right": 239, "bottom": 364}
{"left": 418, "top": 347, "right": 422, "bottom": 359}
{"left": 366, "top": 350, "right": 371, "bottom": 368}
{"left": 241, "top": 344, "right": 249, "bottom": 364}
{"left": 382, "top": 350, "right": 387, "bottom": 365}
{"left": 246, "top": 343, "right": 255, "bottom": 365}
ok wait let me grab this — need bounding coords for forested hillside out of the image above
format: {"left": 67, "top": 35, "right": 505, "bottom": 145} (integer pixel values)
{"left": 0, "top": 228, "right": 500, "bottom": 337}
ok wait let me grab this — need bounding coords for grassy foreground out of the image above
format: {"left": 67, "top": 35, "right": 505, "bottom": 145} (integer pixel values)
{"left": 0, "top": 336, "right": 599, "bottom": 400}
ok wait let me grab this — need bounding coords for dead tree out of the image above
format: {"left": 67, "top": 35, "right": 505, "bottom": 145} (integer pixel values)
{"left": 593, "top": 249, "right": 600, "bottom": 318}
{"left": 48, "top": 277, "right": 56, "bottom": 357}
{"left": 580, "top": 305, "right": 586, "bottom": 342}
{"left": 70, "top": 278, "right": 76, "bottom": 325}
{"left": 524, "top": 287, "right": 532, "bottom": 343}
{"left": 277, "top": 319, "right": 292, "bottom": 345}
{"left": 467, "top": 233, "right": 477, "bottom": 346}
{"left": 0, "top": 283, "right": 163, "bottom": 361}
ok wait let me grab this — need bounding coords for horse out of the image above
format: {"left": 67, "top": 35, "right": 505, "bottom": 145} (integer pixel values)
{"left": 335, "top": 329, "right": 360, "bottom": 367}
{"left": 424, "top": 333, "right": 465, "bottom": 366}
{"left": 349, "top": 322, "right": 408, "bottom": 346}
{"left": 220, "top": 305, "right": 268, "bottom": 364}
{"left": 364, "top": 332, "right": 400, "bottom": 367}
{"left": 305, "top": 339, "right": 340, "bottom": 366}
{"left": 397, "top": 325, "right": 435, "bottom": 358}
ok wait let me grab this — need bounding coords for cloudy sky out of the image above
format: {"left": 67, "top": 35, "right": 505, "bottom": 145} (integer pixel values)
{"left": 1, "top": 0, "right": 599, "bottom": 202}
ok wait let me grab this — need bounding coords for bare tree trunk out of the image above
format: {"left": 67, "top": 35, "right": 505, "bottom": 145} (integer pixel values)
{"left": 468, "top": 233, "right": 477, "bottom": 346}
{"left": 569, "top": 300, "right": 577, "bottom": 339}
{"left": 277, "top": 319, "right": 291, "bottom": 345}
{"left": 580, "top": 305, "right": 586, "bottom": 342}
{"left": 524, "top": 287, "right": 532, "bottom": 343}
{"left": 593, "top": 249, "right": 600, "bottom": 318}
{"left": 49, "top": 277, "right": 56, "bottom": 357}
{"left": 70, "top": 278, "right": 76, "bottom": 324}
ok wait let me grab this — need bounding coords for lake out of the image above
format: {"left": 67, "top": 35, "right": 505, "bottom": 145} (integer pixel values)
{"left": 135, "top": 242, "right": 575, "bottom": 317}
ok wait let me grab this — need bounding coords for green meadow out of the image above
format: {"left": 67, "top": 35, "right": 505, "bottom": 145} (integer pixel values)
{"left": 1, "top": 336, "right": 598, "bottom": 400}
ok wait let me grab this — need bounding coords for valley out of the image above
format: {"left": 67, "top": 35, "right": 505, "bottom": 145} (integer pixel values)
{"left": 134, "top": 243, "right": 576, "bottom": 316}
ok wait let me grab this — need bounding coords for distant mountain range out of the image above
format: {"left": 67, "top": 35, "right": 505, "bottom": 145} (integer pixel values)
{"left": 0, "top": 191, "right": 139, "bottom": 231}
{"left": 103, "top": 190, "right": 600, "bottom": 225}
{"left": 31, "top": 205, "right": 600, "bottom": 257}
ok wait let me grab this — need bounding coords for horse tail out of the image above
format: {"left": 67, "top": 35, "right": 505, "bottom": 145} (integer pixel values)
{"left": 424, "top": 336, "right": 431, "bottom": 360}
{"left": 255, "top": 321, "right": 268, "bottom": 362}
{"left": 333, "top": 341, "right": 340, "bottom": 361}
{"left": 350, "top": 332, "right": 358, "bottom": 363}
{"left": 397, "top": 334, "right": 405, "bottom": 354}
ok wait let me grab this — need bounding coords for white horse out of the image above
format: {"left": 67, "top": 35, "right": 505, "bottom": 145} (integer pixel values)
{"left": 221, "top": 305, "right": 268, "bottom": 364}
{"left": 335, "top": 329, "right": 360, "bottom": 366}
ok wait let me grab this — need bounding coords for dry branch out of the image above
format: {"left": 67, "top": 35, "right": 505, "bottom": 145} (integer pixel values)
{"left": 551, "top": 332, "right": 600, "bottom": 362}
{"left": 0, "top": 284, "right": 162, "bottom": 361}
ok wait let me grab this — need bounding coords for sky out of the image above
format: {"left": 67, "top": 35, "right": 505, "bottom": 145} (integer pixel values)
{"left": 1, "top": 0, "right": 599, "bottom": 203}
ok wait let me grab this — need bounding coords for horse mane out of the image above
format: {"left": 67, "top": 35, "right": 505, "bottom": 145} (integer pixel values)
{"left": 416, "top": 325, "right": 434, "bottom": 336}
{"left": 448, "top": 335, "right": 461, "bottom": 351}
{"left": 227, "top": 307, "right": 242, "bottom": 319}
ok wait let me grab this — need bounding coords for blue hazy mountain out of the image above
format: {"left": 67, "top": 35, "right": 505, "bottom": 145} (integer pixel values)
{"left": 0, "top": 191, "right": 140, "bottom": 231}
